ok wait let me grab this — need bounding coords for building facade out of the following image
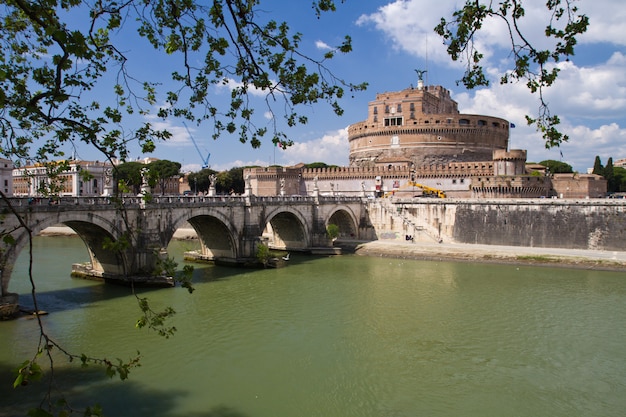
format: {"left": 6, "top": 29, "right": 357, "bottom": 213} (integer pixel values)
{"left": 347, "top": 81, "right": 510, "bottom": 168}
{"left": 244, "top": 80, "right": 606, "bottom": 199}
{"left": 551, "top": 174, "right": 607, "bottom": 199}
{"left": 0, "top": 158, "right": 13, "bottom": 197}
{"left": 12, "top": 160, "right": 113, "bottom": 197}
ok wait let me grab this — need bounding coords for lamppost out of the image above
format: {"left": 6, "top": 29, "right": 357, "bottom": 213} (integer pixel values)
{"left": 410, "top": 163, "right": 416, "bottom": 197}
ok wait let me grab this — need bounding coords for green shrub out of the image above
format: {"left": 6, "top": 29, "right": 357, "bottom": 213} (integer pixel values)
{"left": 326, "top": 224, "right": 340, "bottom": 240}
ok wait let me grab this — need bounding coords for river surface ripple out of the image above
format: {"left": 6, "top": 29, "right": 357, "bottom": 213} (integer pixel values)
{"left": 1, "top": 236, "right": 625, "bottom": 417}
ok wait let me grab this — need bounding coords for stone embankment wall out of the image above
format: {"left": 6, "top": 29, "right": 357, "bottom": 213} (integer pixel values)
{"left": 370, "top": 199, "right": 626, "bottom": 251}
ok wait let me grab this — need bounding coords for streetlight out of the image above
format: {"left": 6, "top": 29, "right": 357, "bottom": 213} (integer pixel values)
{"left": 410, "top": 163, "right": 416, "bottom": 197}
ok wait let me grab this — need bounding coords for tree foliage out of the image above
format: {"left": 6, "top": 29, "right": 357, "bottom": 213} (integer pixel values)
{"left": 592, "top": 155, "right": 603, "bottom": 176}
{"left": 435, "top": 0, "right": 589, "bottom": 148}
{"left": 604, "top": 157, "right": 615, "bottom": 191}
{"left": 216, "top": 167, "right": 245, "bottom": 194}
{"left": 539, "top": 159, "right": 573, "bottom": 174}
{"left": 589, "top": 155, "right": 626, "bottom": 194}
{"left": 114, "top": 161, "right": 144, "bottom": 194}
{"left": 147, "top": 159, "right": 181, "bottom": 194}
{"left": 613, "top": 167, "right": 626, "bottom": 193}
{"left": 186, "top": 168, "right": 217, "bottom": 194}
{"left": 305, "top": 161, "right": 340, "bottom": 169}
{"left": 0, "top": 0, "right": 366, "bottom": 168}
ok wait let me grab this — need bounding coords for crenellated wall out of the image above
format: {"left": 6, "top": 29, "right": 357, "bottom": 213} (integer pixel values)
{"left": 244, "top": 160, "right": 556, "bottom": 199}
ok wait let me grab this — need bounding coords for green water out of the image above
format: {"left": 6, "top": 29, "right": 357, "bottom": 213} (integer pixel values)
{"left": 1, "top": 236, "right": 625, "bottom": 417}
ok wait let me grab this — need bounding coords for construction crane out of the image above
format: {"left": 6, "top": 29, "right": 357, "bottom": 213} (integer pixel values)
{"left": 183, "top": 122, "right": 211, "bottom": 169}
{"left": 383, "top": 181, "right": 446, "bottom": 198}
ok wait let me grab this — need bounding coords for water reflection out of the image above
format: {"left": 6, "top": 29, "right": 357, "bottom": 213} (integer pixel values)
{"left": 1, "top": 237, "right": 625, "bottom": 417}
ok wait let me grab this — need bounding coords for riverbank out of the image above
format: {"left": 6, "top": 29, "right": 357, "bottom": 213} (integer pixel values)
{"left": 39, "top": 225, "right": 199, "bottom": 240}
{"left": 39, "top": 226, "right": 626, "bottom": 271}
{"left": 351, "top": 239, "right": 626, "bottom": 271}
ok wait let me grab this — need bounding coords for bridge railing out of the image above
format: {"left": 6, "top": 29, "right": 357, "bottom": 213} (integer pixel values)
{"left": 1, "top": 194, "right": 368, "bottom": 211}
{"left": 0, "top": 196, "right": 138, "bottom": 209}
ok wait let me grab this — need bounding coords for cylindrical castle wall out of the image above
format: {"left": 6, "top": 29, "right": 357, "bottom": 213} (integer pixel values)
{"left": 348, "top": 114, "right": 510, "bottom": 167}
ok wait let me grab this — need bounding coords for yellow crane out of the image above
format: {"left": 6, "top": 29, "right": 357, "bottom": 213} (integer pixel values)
{"left": 383, "top": 181, "right": 446, "bottom": 198}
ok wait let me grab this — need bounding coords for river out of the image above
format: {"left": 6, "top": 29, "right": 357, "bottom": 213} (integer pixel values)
{"left": 1, "top": 236, "right": 625, "bottom": 417}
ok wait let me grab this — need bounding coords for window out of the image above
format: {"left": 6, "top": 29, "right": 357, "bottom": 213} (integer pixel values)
{"left": 459, "top": 119, "right": 470, "bottom": 125}
{"left": 477, "top": 120, "right": 486, "bottom": 126}
{"left": 409, "top": 103, "right": 415, "bottom": 111}
{"left": 373, "top": 106, "right": 378, "bottom": 115}
{"left": 397, "top": 104, "right": 402, "bottom": 112}
{"left": 384, "top": 117, "right": 403, "bottom": 126}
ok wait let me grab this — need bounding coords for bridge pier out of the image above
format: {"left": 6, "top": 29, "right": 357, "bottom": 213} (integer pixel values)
{"left": 0, "top": 293, "right": 19, "bottom": 319}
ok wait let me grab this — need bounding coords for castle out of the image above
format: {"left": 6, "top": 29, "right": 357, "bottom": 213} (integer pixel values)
{"left": 245, "top": 78, "right": 606, "bottom": 199}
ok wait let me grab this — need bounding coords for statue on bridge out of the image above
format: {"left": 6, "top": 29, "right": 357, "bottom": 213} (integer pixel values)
{"left": 209, "top": 174, "right": 216, "bottom": 196}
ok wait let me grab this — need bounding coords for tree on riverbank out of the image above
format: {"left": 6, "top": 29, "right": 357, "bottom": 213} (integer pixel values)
{"left": 591, "top": 156, "right": 626, "bottom": 192}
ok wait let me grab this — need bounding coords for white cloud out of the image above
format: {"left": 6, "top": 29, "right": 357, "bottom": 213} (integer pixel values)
{"left": 546, "top": 54, "right": 626, "bottom": 119}
{"left": 143, "top": 112, "right": 192, "bottom": 147}
{"left": 579, "top": 0, "right": 626, "bottom": 46}
{"left": 357, "top": 0, "right": 626, "bottom": 73}
{"left": 512, "top": 122, "right": 626, "bottom": 172}
{"left": 356, "top": 1, "right": 454, "bottom": 65}
{"left": 451, "top": 49, "right": 626, "bottom": 171}
{"left": 315, "top": 40, "right": 332, "bottom": 50}
{"left": 215, "top": 77, "right": 274, "bottom": 98}
{"left": 181, "top": 162, "right": 202, "bottom": 173}
{"left": 211, "top": 158, "right": 269, "bottom": 172}
{"left": 279, "top": 128, "right": 350, "bottom": 166}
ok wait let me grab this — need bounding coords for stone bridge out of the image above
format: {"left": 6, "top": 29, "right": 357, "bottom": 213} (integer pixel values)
{"left": 1, "top": 194, "right": 374, "bottom": 315}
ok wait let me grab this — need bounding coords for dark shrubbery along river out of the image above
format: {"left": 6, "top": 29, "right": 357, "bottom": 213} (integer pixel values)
{"left": 1, "top": 236, "right": 625, "bottom": 416}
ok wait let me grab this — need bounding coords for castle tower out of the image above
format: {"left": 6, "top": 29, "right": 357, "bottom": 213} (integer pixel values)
{"left": 493, "top": 149, "right": 527, "bottom": 176}
{"left": 347, "top": 84, "right": 510, "bottom": 168}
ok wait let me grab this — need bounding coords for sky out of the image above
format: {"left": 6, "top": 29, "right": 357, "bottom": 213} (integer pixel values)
{"left": 73, "top": 0, "right": 626, "bottom": 173}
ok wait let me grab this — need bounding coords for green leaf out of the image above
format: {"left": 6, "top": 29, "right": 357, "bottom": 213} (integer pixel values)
{"left": 3, "top": 234, "right": 16, "bottom": 246}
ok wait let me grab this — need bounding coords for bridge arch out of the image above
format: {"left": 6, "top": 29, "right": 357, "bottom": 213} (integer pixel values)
{"left": 169, "top": 210, "right": 238, "bottom": 261}
{"left": 1, "top": 212, "right": 126, "bottom": 295}
{"left": 262, "top": 207, "right": 310, "bottom": 250}
{"left": 326, "top": 206, "right": 359, "bottom": 239}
